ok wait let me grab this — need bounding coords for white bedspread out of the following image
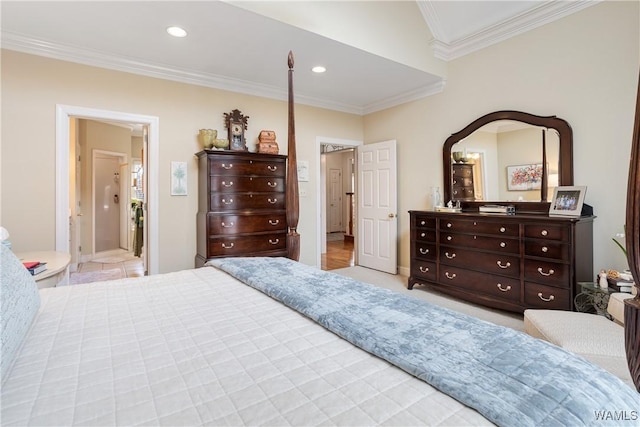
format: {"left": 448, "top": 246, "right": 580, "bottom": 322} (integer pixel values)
{"left": 1, "top": 266, "right": 491, "bottom": 426}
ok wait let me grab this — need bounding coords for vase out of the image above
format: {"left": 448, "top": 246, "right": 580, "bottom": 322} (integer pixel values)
{"left": 198, "top": 129, "right": 217, "bottom": 149}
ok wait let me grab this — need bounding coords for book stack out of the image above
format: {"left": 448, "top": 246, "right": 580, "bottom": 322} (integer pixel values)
{"left": 22, "top": 261, "right": 47, "bottom": 276}
{"left": 607, "top": 276, "right": 635, "bottom": 293}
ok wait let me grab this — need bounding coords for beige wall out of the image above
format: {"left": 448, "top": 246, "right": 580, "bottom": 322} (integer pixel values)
{"left": 364, "top": 1, "right": 639, "bottom": 274}
{"left": 1, "top": 50, "right": 362, "bottom": 272}
{"left": 1, "top": 1, "right": 638, "bottom": 276}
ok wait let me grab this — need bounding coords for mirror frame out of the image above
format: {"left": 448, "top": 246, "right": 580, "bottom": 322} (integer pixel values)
{"left": 443, "top": 110, "right": 574, "bottom": 212}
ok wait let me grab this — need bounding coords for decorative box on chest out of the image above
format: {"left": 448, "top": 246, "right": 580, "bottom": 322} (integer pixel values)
{"left": 408, "top": 210, "right": 595, "bottom": 313}
{"left": 257, "top": 130, "right": 279, "bottom": 154}
{"left": 195, "top": 150, "right": 288, "bottom": 267}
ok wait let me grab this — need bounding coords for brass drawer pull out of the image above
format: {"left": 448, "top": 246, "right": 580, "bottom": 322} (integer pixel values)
{"left": 267, "top": 165, "right": 278, "bottom": 172}
{"left": 447, "top": 236, "right": 453, "bottom": 241}
{"left": 269, "top": 219, "right": 280, "bottom": 225}
{"left": 420, "top": 220, "right": 426, "bottom": 225}
{"left": 267, "top": 181, "right": 277, "bottom": 188}
{"left": 499, "top": 227, "right": 506, "bottom": 233}
{"left": 497, "top": 261, "right": 511, "bottom": 269}
{"left": 446, "top": 222, "right": 452, "bottom": 228}
{"left": 222, "top": 181, "right": 233, "bottom": 187}
{"left": 537, "top": 267, "right": 555, "bottom": 276}
{"left": 445, "top": 252, "right": 456, "bottom": 259}
{"left": 500, "top": 242, "right": 506, "bottom": 248}
{"left": 541, "top": 230, "right": 548, "bottom": 236}
{"left": 541, "top": 246, "right": 548, "bottom": 253}
{"left": 445, "top": 272, "right": 457, "bottom": 279}
{"left": 222, "top": 198, "right": 233, "bottom": 205}
{"left": 267, "top": 198, "right": 278, "bottom": 204}
{"left": 420, "top": 232, "right": 426, "bottom": 238}
{"left": 537, "top": 292, "right": 555, "bottom": 302}
{"left": 419, "top": 248, "right": 430, "bottom": 255}
{"left": 497, "top": 283, "right": 511, "bottom": 292}
{"left": 269, "top": 239, "right": 280, "bottom": 245}
{"left": 221, "top": 163, "right": 233, "bottom": 169}
{"left": 419, "top": 266, "right": 429, "bottom": 273}
{"left": 221, "top": 243, "right": 234, "bottom": 249}
{"left": 221, "top": 222, "right": 234, "bottom": 228}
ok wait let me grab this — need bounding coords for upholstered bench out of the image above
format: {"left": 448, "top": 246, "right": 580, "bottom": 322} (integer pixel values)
{"left": 524, "top": 303, "right": 634, "bottom": 387}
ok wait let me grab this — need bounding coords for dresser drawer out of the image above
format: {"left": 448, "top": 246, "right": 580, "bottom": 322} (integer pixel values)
{"left": 524, "top": 282, "right": 571, "bottom": 310}
{"left": 412, "top": 228, "right": 436, "bottom": 242}
{"left": 209, "top": 213, "right": 286, "bottom": 235}
{"left": 439, "top": 247, "right": 520, "bottom": 278}
{"left": 411, "top": 260, "right": 436, "bottom": 281}
{"left": 208, "top": 233, "right": 287, "bottom": 256}
{"left": 524, "top": 240, "right": 569, "bottom": 260}
{"left": 440, "top": 233, "right": 519, "bottom": 254}
{"left": 414, "top": 242, "right": 436, "bottom": 260}
{"left": 439, "top": 218, "right": 518, "bottom": 237}
{"left": 524, "top": 224, "right": 569, "bottom": 242}
{"left": 453, "top": 165, "right": 473, "bottom": 178}
{"left": 209, "top": 158, "right": 285, "bottom": 177}
{"left": 414, "top": 215, "right": 436, "bottom": 229}
{"left": 438, "top": 266, "right": 521, "bottom": 303}
{"left": 452, "top": 176, "right": 473, "bottom": 187}
{"left": 523, "top": 260, "right": 570, "bottom": 288}
{"left": 451, "top": 187, "right": 474, "bottom": 199}
{"left": 210, "top": 176, "right": 285, "bottom": 193}
{"left": 210, "top": 193, "right": 285, "bottom": 211}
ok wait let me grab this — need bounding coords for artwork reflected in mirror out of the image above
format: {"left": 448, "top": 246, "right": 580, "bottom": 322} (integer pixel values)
{"left": 451, "top": 121, "right": 560, "bottom": 202}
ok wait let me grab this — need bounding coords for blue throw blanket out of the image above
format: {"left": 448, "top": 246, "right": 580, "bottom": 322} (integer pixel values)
{"left": 209, "top": 257, "right": 639, "bottom": 426}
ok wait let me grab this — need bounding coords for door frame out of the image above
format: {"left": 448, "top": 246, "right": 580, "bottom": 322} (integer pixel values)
{"left": 316, "top": 136, "right": 362, "bottom": 268}
{"left": 55, "top": 104, "right": 159, "bottom": 274}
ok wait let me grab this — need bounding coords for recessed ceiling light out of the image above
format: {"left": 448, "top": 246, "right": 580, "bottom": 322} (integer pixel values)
{"left": 167, "top": 26, "right": 187, "bottom": 38}
{"left": 312, "top": 66, "right": 326, "bottom": 73}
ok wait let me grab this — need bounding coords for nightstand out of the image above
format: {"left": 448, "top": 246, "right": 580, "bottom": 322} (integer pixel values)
{"left": 15, "top": 251, "right": 71, "bottom": 289}
{"left": 574, "top": 281, "right": 612, "bottom": 317}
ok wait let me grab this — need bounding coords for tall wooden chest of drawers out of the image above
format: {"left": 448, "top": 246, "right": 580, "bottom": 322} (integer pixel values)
{"left": 196, "top": 150, "right": 288, "bottom": 267}
{"left": 408, "top": 210, "right": 595, "bottom": 313}
{"left": 451, "top": 163, "right": 475, "bottom": 201}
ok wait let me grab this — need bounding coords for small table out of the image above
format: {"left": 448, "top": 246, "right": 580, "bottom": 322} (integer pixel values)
{"left": 574, "top": 281, "right": 612, "bottom": 317}
{"left": 15, "top": 251, "right": 71, "bottom": 289}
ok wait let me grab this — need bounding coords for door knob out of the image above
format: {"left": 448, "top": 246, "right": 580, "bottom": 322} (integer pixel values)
{"left": 388, "top": 213, "right": 396, "bottom": 218}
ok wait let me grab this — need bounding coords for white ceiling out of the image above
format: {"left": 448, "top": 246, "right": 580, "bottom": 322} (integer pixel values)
{"left": 1, "top": 1, "right": 597, "bottom": 115}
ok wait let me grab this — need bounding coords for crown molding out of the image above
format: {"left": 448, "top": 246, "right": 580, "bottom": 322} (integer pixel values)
{"left": 421, "top": 0, "right": 600, "bottom": 61}
{"left": 362, "top": 79, "right": 447, "bottom": 115}
{"left": 2, "top": 31, "right": 441, "bottom": 116}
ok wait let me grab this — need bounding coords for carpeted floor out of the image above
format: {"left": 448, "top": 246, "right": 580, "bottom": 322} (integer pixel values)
{"left": 333, "top": 265, "right": 524, "bottom": 331}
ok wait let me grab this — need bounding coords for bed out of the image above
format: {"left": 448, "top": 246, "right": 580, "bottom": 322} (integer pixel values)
{"left": 2, "top": 55, "right": 639, "bottom": 427}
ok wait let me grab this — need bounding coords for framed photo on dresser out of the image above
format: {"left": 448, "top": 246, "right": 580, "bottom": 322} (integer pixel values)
{"left": 549, "top": 186, "right": 587, "bottom": 217}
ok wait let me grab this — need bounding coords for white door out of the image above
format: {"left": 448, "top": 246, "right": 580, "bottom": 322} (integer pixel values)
{"left": 94, "top": 154, "right": 121, "bottom": 253}
{"left": 357, "top": 140, "right": 397, "bottom": 274}
{"left": 328, "top": 168, "right": 342, "bottom": 233}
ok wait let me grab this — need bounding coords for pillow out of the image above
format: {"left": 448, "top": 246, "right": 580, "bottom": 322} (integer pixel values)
{"left": 1, "top": 245, "right": 40, "bottom": 383}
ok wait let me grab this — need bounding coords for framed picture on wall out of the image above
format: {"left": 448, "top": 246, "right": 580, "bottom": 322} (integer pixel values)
{"left": 549, "top": 186, "right": 587, "bottom": 217}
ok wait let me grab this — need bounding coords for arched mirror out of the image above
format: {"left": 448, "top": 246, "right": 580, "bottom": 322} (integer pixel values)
{"left": 443, "top": 111, "right": 574, "bottom": 212}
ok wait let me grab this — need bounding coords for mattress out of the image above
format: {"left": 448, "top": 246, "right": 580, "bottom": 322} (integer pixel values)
{"left": 1, "top": 266, "right": 492, "bottom": 426}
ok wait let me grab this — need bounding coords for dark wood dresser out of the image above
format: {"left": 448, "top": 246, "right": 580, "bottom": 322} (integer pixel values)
{"left": 451, "top": 163, "right": 475, "bottom": 201}
{"left": 408, "top": 210, "right": 595, "bottom": 313}
{"left": 195, "top": 150, "right": 288, "bottom": 267}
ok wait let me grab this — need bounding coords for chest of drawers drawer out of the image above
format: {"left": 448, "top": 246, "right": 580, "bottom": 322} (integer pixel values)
{"left": 524, "top": 282, "right": 571, "bottom": 310}
{"left": 413, "top": 216, "right": 436, "bottom": 229}
{"left": 413, "top": 242, "right": 436, "bottom": 260}
{"left": 524, "top": 224, "right": 569, "bottom": 241}
{"left": 440, "top": 232, "right": 519, "bottom": 254}
{"left": 410, "top": 260, "right": 436, "bottom": 281}
{"left": 439, "top": 218, "right": 519, "bottom": 236}
{"left": 439, "top": 247, "right": 520, "bottom": 278}
{"left": 208, "top": 233, "right": 287, "bottom": 256}
{"left": 412, "top": 228, "right": 436, "bottom": 242}
{"left": 209, "top": 193, "right": 285, "bottom": 211}
{"left": 523, "top": 259, "right": 570, "bottom": 288}
{"left": 209, "top": 158, "right": 285, "bottom": 177}
{"left": 438, "top": 265, "right": 521, "bottom": 303}
{"left": 524, "top": 240, "right": 569, "bottom": 260}
{"left": 210, "top": 176, "right": 285, "bottom": 193}
{"left": 208, "top": 213, "right": 286, "bottom": 235}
